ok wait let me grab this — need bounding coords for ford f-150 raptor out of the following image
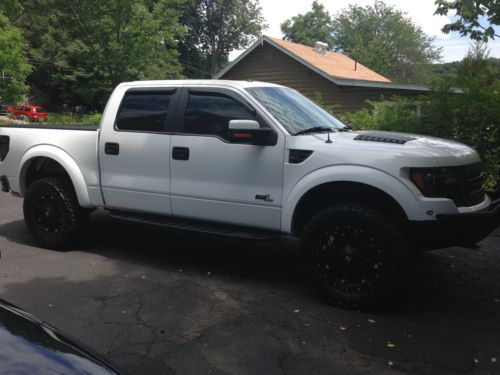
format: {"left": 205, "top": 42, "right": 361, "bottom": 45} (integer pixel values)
{"left": 1, "top": 80, "right": 499, "bottom": 308}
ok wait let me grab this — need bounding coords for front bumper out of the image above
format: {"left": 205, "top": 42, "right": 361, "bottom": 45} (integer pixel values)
{"left": 411, "top": 188, "right": 500, "bottom": 250}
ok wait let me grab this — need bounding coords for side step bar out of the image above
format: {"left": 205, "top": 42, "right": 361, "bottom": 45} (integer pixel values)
{"left": 109, "top": 210, "right": 281, "bottom": 241}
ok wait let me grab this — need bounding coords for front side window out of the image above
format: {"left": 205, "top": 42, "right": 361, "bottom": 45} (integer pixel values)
{"left": 116, "top": 91, "right": 172, "bottom": 132}
{"left": 182, "top": 93, "right": 256, "bottom": 140}
{"left": 246, "top": 87, "right": 345, "bottom": 135}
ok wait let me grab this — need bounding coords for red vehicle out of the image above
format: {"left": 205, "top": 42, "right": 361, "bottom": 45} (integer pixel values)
{"left": 11, "top": 105, "right": 49, "bottom": 122}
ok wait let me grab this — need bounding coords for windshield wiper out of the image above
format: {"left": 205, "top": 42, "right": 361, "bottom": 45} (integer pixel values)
{"left": 294, "top": 127, "right": 332, "bottom": 136}
{"left": 338, "top": 124, "right": 353, "bottom": 132}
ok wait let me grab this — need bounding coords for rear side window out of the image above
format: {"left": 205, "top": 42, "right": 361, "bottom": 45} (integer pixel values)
{"left": 116, "top": 91, "right": 173, "bottom": 132}
{"left": 183, "top": 93, "right": 255, "bottom": 140}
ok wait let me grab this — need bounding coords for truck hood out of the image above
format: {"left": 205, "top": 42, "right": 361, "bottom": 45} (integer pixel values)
{"left": 311, "top": 130, "right": 479, "bottom": 165}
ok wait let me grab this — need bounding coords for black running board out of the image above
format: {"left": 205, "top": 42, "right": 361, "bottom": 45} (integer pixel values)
{"left": 109, "top": 210, "right": 281, "bottom": 241}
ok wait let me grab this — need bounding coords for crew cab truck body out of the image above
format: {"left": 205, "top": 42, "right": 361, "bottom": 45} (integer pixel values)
{"left": 1, "top": 80, "right": 499, "bottom": 309}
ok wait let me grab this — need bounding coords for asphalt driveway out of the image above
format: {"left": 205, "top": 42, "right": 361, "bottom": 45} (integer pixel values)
{"left": 0, "top": 192, "right": 500, "bottom": 375}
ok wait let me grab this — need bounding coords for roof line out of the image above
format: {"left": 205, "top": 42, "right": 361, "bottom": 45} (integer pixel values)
{"left": 215, "top": 35, "right": 431, "bottom": 92}
{"left": 213, "top": 37, "right": 265, "bottom": 79}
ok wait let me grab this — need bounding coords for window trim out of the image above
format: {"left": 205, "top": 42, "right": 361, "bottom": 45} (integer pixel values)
{"left": 171, "top": 87, "right": 276, "bottom": 145}
{"left": 113, "top": 87, "right": 179, "bottom": 134}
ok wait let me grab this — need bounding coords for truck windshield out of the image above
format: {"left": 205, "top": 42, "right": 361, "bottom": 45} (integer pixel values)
{"left": 246, "top": 87, "right": 345, "bottom": 135}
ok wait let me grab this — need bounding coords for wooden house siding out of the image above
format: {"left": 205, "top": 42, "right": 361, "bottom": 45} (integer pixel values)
{"left": 220, "top": 42, "right": 425, "bottom": 114}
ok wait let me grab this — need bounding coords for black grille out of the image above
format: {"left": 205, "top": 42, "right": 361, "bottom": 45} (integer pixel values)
{"left": 289, "top": 149, "right": 313, "bottom": 164}
{"left": 460, "top": 162, "right": 485, "bottom": 207}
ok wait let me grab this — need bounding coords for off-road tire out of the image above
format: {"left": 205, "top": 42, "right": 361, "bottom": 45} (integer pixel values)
{"left": 300, "top": 203, "right": 410, "bottom": 310}
{"left": 23, "top": 177, "right": 89, "bottom": 250}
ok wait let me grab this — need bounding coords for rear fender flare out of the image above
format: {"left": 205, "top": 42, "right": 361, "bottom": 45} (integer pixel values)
{"left": 19, "top": 145, "right": 91, "bottom": 207}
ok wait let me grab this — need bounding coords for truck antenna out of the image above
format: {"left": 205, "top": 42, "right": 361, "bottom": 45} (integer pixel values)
{"left": 326, "top": 130, "right": 332, "bottom": 144}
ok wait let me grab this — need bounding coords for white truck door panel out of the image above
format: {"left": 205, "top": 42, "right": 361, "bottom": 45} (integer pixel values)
{"left": 170, "top": 88, "right": 284, "bottom": 230}
{"left": 99, "top": 88, "right": 177, "bottom": 215}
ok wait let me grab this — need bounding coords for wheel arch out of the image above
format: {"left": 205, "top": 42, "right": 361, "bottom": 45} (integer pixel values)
{"left": 283, "top": 165, "right": 421, "bottom": 235}
{"left": 19, "top": 145, "right": 91, "bottom": 207}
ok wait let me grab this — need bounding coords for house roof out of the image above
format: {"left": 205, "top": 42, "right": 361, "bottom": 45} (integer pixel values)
{"left": 268, "top": 37, "right": 392, "bottom": 83}
{"left": 215, "top": 36, "right": 431, "bottom": 92}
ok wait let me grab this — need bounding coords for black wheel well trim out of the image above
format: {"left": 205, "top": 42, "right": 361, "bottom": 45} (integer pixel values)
{"left": 22, "top": 156, "right": 73, "bottom": 193}
{"left": 291, "top": 181, "right": 409, "bottom": 236}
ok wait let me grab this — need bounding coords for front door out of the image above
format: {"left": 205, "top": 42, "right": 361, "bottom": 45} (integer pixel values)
{"left": 169, "top": 87, "right": 285, "bottom": 230}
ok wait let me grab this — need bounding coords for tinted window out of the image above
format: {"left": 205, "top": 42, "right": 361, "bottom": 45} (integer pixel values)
{"left": 183, "top": 93, "right": 255, "bottom": 140}
{"left": 117, "top": 91, "right": 172, "bottom": 132}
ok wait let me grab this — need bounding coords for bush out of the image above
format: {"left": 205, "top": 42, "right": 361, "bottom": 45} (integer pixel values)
{"left": 339, "top": 97, "right": 422, "bottom": 134}
{"left": 47, "top": 112, "right": 101, "bottom": 125}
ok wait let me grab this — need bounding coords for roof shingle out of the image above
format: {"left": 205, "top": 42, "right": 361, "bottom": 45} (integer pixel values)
{"left": 268, "top": 36, "right": 392, "bottom": 83}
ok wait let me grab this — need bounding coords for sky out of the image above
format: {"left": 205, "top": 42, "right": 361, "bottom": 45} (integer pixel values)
{"left": 230, "top": 0, "right": 500, "bottom": 63}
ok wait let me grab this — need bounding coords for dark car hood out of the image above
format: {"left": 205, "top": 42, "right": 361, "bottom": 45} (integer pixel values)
{"left": 0, "top": 299, "right": 122, "bottom": 374}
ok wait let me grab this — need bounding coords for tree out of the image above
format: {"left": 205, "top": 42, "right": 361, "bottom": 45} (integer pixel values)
{"left": 13, "top": 0, "right": 184, "bottom": 110}
{"left": 179, "top": 0, "right": 266, "bottom": 77}
{"left": 0, "top": 11, "right": 32, "bottom": 103}
{"left": 281, "top": 1, "right": 335, "bottom": 48}
{"left": 435, "top": 0, "right": 500, "bottom": 41}
{"left": 331, "top": 1, "right": 442, "bottom": 83}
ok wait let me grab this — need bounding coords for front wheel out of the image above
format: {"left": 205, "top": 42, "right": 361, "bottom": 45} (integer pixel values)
{"left": 24, "top": 177, "right": 89, "bottom": 250}
{"left": 300, "top": 203, "right": 410, "bottom": 310}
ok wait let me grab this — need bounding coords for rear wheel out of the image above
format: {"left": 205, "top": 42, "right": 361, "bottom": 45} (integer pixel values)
{"left": 23, "top": 177, "right": 89, "bottom": 250}
{"left": 300, "top": 203, "right": 410, "bottom": 310}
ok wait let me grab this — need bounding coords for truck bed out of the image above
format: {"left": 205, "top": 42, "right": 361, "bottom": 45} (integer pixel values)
{"left": 0, "top": 124, "right": 100, "bottom": 202}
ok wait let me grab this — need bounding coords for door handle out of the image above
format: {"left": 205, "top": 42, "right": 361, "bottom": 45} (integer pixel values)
{"left": 172, "top": 147, "right": 189, "bottom": 160}
{"left": 105, "top": 142, "right": 120, "bottom": 155}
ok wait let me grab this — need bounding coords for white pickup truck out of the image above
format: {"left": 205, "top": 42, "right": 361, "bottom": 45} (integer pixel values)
{"left": 1, "top": 80, "right": 499, "bottom": 308}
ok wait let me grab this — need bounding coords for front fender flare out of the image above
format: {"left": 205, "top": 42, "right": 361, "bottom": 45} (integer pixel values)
{"left": 282, "top": 165, "right": 422, "bottom": 233}
{"left": 19, "top": 145, "right": 91, "bottom": 207}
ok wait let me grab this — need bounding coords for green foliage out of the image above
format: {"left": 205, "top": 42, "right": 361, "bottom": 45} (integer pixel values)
{"left": 0, "top": 11, "right": 32, "bottom": 103}
{"left": 339, "top": 98, "right": 423, "bottom": 134}
{"left": 425, "top": 42, "right": 500, "bottom": 186}
{"left": 339, "top": 43, "right": 500, "bottom": 188}
{"left": 417, "top": 57, "right": 500, "bottom": 84}
{"left": 435, "top": 0, "right": 500, "bottom": 41}
{"left": 281, "top": 1, "right": 335, "bottom": 48}
{"left": 14, "top": 0, "right": 184, "bottom": 110}
{"left": 47, "top": 111, "right": 101, "bottom": 125}
{"left": 179, "top": 0, "right": 266, "bottom": 77}
{"left": 331, "top": 1, "right": 442, "bottom": 83}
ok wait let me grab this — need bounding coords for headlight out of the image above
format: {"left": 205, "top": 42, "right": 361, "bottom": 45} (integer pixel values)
{"left": 410, "top": 167, "right": 465, "bottom": 200}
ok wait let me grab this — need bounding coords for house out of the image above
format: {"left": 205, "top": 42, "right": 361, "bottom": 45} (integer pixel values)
{"left": 215, "top": 36, "right": 429, "bottom": 113}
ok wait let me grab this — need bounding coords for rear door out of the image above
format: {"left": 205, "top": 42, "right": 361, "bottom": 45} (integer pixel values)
{"left": 99, "top": 87, "right": 179, "bottom": 215}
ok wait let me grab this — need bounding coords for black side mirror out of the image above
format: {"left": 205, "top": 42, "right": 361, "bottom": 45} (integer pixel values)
{"left": 228, "top": 120, "right": 277, "bottom": 146}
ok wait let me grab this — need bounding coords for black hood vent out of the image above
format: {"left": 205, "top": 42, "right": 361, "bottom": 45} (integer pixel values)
{"left": 289, "top": 149, "right": 313, "bottom": 164}
{"left": 354, "top": 132, "right": 416, "bottom": 145}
